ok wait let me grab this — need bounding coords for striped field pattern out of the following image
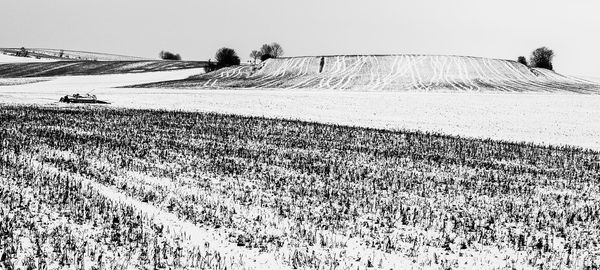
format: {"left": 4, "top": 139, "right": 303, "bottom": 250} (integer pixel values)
{"left": 133, "top": 55, "right": 600, "bottom": 93}
{"left": 0, "top": 61, "right": 209, "bottom": 78}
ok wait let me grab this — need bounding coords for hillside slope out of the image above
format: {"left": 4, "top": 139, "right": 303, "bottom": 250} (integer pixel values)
{"left": 132, "top": 55, "right": 600, "bottom": 93}
{"left": 0, "top": 53, "right": 55, "bottom": 63}
{"left": 0, "top": 61, "right": 208, "bottom": 78}
{"left": 0, "top": 48, "right": 150, "bottom": 61}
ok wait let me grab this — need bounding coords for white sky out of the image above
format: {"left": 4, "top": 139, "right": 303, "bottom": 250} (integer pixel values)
{"left": 1, "top": 0, "right": 598, "bottom": 76}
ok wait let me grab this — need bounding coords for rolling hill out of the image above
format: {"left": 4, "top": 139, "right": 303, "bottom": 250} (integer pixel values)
{"left": 130, "top": 55, "right": 600, "bottom": 93}
{"left": 0, "top": 53, "right": 54, "bottom": 63}
{"left": 0, "top": 48, "right": 151, "bottom": 61}
{"left": 0, "top": 48, "right": 208, "bottom": 79}
{"left": 0, "top": 61, "right": 208, "bottom": 78}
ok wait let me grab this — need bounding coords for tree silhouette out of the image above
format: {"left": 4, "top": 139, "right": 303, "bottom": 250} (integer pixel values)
{"left": 260, "top": 53, "right": 273, "bottom": 61}
{"left": 260, "top": 44, "right": 273, "bottom": 57}
{"left": 159, "top": 51, "right": 181, "bottom": 60}
{"left": 258, "top": 42, "right": 284, "bottom": 61}
{"left": 215, "top": 47, "right": 240, "bottom": 68}
{"left": 270, "top": 42, "right": 284, "bottom": 58}
{"left": 517, "top": 56, "right": 528, "bottom": 66}
{"left": 530, "top": 47, "right": 554, "bottom": 70}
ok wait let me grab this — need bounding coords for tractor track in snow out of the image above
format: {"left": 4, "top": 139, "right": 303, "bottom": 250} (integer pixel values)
{"left": 129, "top": 55, "right": 600, "bottom": 93}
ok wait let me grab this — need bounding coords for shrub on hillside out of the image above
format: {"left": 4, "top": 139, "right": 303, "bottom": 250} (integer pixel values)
{"left": 517, "top": 56, "right": 528, "bottom": 66}
{"left": 215, "top": 47, "right": 240, "bottom": 68}
{"left": 204, "top": 61, "right": 217, "bottom": 73}
{"left": 258, "top": 42, "right": 284, "bottom": 61}
{"left": 159, "top": 51, "right": 182, "bottom": 60}
{"left": 530, "top": 47, "right": 554, "bottom": 70}
{"left": 15, "top": 47, "right": 29, "bottom": 57}
{"left": 260, "top": 53, "right": 273, "bottom": 61}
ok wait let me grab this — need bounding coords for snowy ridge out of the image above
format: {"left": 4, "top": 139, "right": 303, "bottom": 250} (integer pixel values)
{"left": 137, "top": 55, "right": 600, "bottom": 93}
{"left": 0, "top": 61, "right": 208, "bottom": 78}
{"left": 0, "top": 48, "right": 151, "bottom": 61}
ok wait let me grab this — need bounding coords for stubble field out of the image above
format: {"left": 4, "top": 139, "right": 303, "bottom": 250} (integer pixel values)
{"left": 1, "top": 106, "right": 599, "bottom": 269}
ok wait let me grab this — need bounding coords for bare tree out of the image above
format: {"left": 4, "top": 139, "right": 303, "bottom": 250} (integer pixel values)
{"left": 530, "top": 47, "right": 554, "bottom": 70}
{"left": 249, "top": 50, "right": 262, "bottom": 64}
{"left": 270, "top": 42, "right": 284, "bottom": 58}
{"left": 260, "top": 44, "right": 273, "bottom": 58}
{"left": 517, "top": 56, "right": 528, "bottom": 66}
{"left": 258, "top": 42, "right": 284, "bottom": 61}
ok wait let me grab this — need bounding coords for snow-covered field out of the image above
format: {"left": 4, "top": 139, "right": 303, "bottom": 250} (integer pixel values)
{"left": 2, "top": 105, "right": 599, "bottom": 270}
{"left": 133, "top": 55, "right": 600, "bottom": 93}
{"left": 1, "top": 58, "right": 600, "bottom": 269}
{"left": 0, "top": 48, "right": 150, "bottom": 61}
{"left": 0, "top": 68, "right": 203, "bottom": 88}
{"left": 0, "top": 61, "right": 207, "bottom": 78}
{"left": 1, "top": 73, "right": 599, "bottom": 150}
{"left": 0, "top": 53, "right": 55, "bottom": 63}
{"left": 2, "top": 55, "right": 598, "bottom": 153}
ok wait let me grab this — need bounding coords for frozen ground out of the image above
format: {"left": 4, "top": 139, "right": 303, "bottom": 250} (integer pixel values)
{"left": 0, "top": 68, "right": 203, "bottom": 89}
{"left": 90, "top": 89, "right": 600, "bottom": 150}
{"left": 0, "top": 71, "right": 599, "bottom": 150}
{"left": 133, "top": 55, "right": 600, "bottom": 93}
{"left": 2, "top": 67, "right": 600, "bottom": 269}
{"left": 581, "top": 76, "right": 600, "bottom": 84}
{"left": 0, "top": 53, "right": 55, "bottom": 63}
{"left": 0, "top": 48, "right": 150, "bottom": 61}
{"left": 0, "top": 61, "right": 207, "bottom": 78}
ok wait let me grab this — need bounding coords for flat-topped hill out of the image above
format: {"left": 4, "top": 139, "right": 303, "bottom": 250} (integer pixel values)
{"left": 131, "top": 55, "right": 600, "bottom": 93}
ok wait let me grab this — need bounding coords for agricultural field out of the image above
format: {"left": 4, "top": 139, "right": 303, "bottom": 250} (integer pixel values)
{"left": 0, "top": 61, "right": 208, "bottom": 78}
{"left": 1, "top": 52, "right": 600, "bottom": 269}
{"left": 0, "top": 54, "right": 54, "bottom": 64}
{"left": 130, "top": 55, "right": 600, "bottom": 93}
{"left": 2, "top": 54, "right": 597, "bottom": 152}
{"left": 1, "top": 105, "right": 599, "bottom": 270}
{"left": 3, "top": 80, "right": 600, "bottom": 151}
{"left": 0, "top": 48, "right": 151, "bottom": 61}
{"left": 0, "top": 78, "right": 51, "bottom": 86}
{"left": 4, "top": 0, "right": 600, "bottom": 268}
